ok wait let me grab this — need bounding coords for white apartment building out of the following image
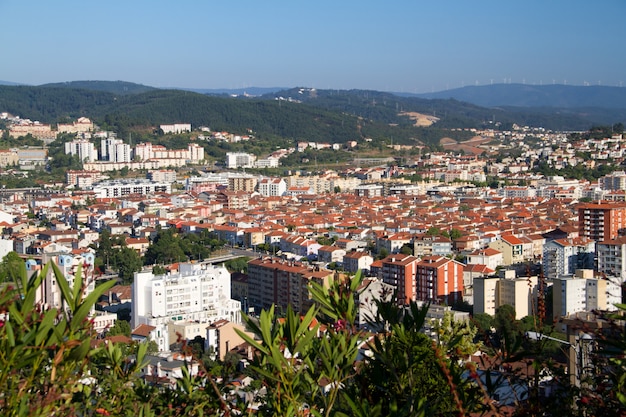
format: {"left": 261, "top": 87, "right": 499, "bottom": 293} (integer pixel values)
{"left": 226, "top": 152, "right": 256, "bottom": 169}
{"left": 64, "top": 139, "right": 98, "bottom": 162}
{"left": 160, "top": 123, "right": 191, "bottom": 134}
{"left": 553, "top": 269, "right": 620, "bottom": 319}
{"left": 132, "top": 262, "right": 241, "bottom": 352}
{"left": 542, "top": 238, "right": 595, "bottom": 279}
{"left": 91, "top": 178, "right": 171, "bottom": 198}
{"left": 101, "top": 138, "right": 131, "bottom": 162}
{"left": 257, "top": 178, "right": 286, "bottom": 196}
{"left": 255, "top": 156, "right": 280, "bottom": 168}
{"left": 597, "top": 236, "right": 626, "bottom": 282}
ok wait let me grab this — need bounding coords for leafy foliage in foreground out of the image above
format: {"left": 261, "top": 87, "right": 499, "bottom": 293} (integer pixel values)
{"left": 1, "top": 263, "right": 626, "bottom": 416}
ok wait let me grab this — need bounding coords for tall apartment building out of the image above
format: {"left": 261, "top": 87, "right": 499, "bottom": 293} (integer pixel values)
{"left": 380, "top": 254, "right": 419, "bottom": 305}
{"left": 101, "top": 138, "right": 131, "bottom": 162}
{"left": 247, "top": 257, "right": 334, "bottom": 314}
{"left": 133, "top": 262, "right": 241, "bottom": 352}
{"left": 64, "top": 139, "right": 98, "bottom": 162}
{"left": 578, "top": 202, "right": 626, "bottom": 242}
{"left": 542, "top": 237, "right": 596, "bottom": 279}
{"left": 228, "top": 175, "right": 257, "bottom": 192}
{"left": 473, "top": 270, "right": 538, "bottom": 319}
{"left": 597, "top": 236, "right": 626, "bottom": 282}
{"left": 415, "top": 256, "right": 464, "bottom": 305}
{"left": 552, "top": 269, "right": 620, "bottom": 319}
{"left": 258, "top": 178, "right": 287, "bottom": 196}
{"left": 600, "top": 171, "right": 626, "bottom": 191}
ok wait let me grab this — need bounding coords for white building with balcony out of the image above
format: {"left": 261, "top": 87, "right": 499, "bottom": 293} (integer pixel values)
{"left": 132, "top": 262, "right": 241, "bottom": 352}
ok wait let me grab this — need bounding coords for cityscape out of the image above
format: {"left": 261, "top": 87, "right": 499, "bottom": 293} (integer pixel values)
{"left": 2, "top": 1, "right": 626, "bottom": 415}
{"left": 1, "top": 96, "right": 626, "bottom": 414}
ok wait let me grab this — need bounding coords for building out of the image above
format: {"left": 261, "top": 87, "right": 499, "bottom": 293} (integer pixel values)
{"left": 552, "top": 269, "right": 621, "bottom": 319}
{"left": 160, "top": 123, "right": 191, "bottom": 134}
{"left": 415, "top": 256, "right": 464, "bottom": 305}
{"left": 101, "top": 138, "right": 131, "bottom": 163}
{"left": 65, "top": 139, "right": 98, "bottom": 163}
{"left": 0, "top": 149, "right": 19, "bottom": 167}
{"left": 542, "top": 237, "right": 595, "bottom": 279}
{"left": 578, "top": 202, "right": 626, "bottom": 242}
{"left": 206, "top": 319, "right": 252, "bottom": 361}
{"left": 247, "top": 257, "right": 334, "bottom": 314}
{"left": 597, "top": 236, "right": 626, "bottom": 282}
{"left": 354, "top": 184, "right": 384, "bottom": 198}
{"left": 147, "top": 170, "right": 177, "bottom": 183}
{"left": 132, "top": 262, "right": 242, "bottom": 352}
{"left": 257, "top": 178, "right": 287, "bottom": 197}
{"left": 91, "top": 179, "right": 171, "bottom": 199}
{"left": 473, "top": 270, "right": 539, "bottom": 319}
{"left": 226, "top": 152, "right": 256, "bottom": 169}
{"left": 228, "top": 175, "right": 258, "bottom": 192}
{"left": 380, "top": 254, "right": 419, "bottom": 306}
{"left": 489, "top": 234, "right": 525, "bottom": 265}
{"left": 465, "top": 248, "right": 503, "bottom": 271}
{"left": 343, "top": 251, "right": 374, "bottom": 274}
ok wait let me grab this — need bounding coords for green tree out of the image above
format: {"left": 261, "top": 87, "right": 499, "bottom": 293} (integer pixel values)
{"left": 113, "top": 246, "right": 144, "bottom": 283}
{"left": 107, "top": 319, "right": 131, "bottom": 337}
{"left": 0, "top": 251, "right": 26, "bottom": 283}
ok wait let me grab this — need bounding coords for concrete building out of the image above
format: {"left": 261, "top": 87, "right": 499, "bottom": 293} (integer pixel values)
{"left": 226, "top": 152, "right": 256, "bottom": 169}
{"left": 415, "top": 256, "right": 464, "bottom": 305}
{"left": 489, "top": 234, "right": 525, "bottom": 265}
{"left": 132, "top": 262, "right": 241, "bottom": 352}
{"left": 597, "top": 236, "right": 626, "bottom": 282}
{"left": 542, "top": 237, "right": 595, "bottom": 279}
{"left": 91, "top": 179, "right": 171, "bottom": 199}
{"left": 380, "top": 254, "right": 419, "bottom": 306}
{"left": 246, "top": 257, "right": 333, "bottom": 314}
{"left": 343, "top": 251, "right": 374, "bottom": 274}
{"left": 257, "top": 178, "right": 287, "bottom": 197}
{"left": 64, "top": 139, "right": 98, "bottom": 163}
{"left": 552, "top": 269, "right": 621, "bottom": 319}
{"left": 473, "top": 270, "right": 539, "bottom": 320}
{"left": 578, "top": 202, "right": 626, "bottom": 242}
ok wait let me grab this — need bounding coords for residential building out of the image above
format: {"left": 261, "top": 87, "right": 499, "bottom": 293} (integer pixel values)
{"left": 380, "top": 254, "right": 419, "bottom": 306}
{"left": 246, "top": 257, "right": 334, "bottom": 314}
{"left": 542, "top": 237, "right": 595, "bottom": 279}
{"left": 473, "top": 270, "right": 539, "bottom": 319}
{"left": 226, "top": 152, "right": 256, "bottom": 169}
{"left": 597, "top": 236, "right": 626, "bottom": 282}
{"left": 258, "top": 178, "right": 287, "bottom": 197}
{"left": 489, "top": 234, "right": 525, "bottom": 265}
{"left": 552, "top": 269, "right": 621, "bottom": 319}
{"left": 132, "top": 262, "right": 242, "bottom": 352}
{"left": 415, "top": 256, "right": 464, "bottom": 305}
{"left": 343, "top": 251, "right": 374, "bottom": 274}
{"left": 91, "top": 179, "right": 171, "bottom": 198}
{"left": 578, "top": 202, "right": 626, "bottom": 242}
{"left": 65, "top": 139, "right": 98, "bottom": 162}
{"left": 465, "top": 247, "right": 503, "bottom": 271}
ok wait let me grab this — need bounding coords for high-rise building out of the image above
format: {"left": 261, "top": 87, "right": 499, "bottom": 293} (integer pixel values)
{"left": 247, "top": 257, "right": 333, "bottom": 314}
{"left": 578, "top": 202, "right": 626, "bottom": 242}
{"left": 380, "top": 254, "right": 419, "bottom": 305}
{"left": 132, "top": 262, "right": 241, "bottom": 352}
{"left": 415, "top": 256, "right": 464, "bottom": 305}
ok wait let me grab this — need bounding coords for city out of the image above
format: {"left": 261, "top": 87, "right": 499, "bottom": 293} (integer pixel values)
{"left": 1, "top": 105, "right": 626, "bottom": 414}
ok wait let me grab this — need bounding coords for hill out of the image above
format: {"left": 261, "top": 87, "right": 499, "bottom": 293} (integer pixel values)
{"left": 412, "top": 83, "right": 626, "bottom": 109}
{"left": 40, "top": 80, "right": 156, "bottom": 95}
{"left": 1, "top": 81, "right": 625, "bottom": 147}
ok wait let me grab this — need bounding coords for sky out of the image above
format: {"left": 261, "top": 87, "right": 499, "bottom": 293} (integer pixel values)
{"left": 2, "top": 1, "right": 625, "bottom": 93}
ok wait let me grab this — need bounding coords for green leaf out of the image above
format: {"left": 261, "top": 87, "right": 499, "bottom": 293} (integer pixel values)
{"left": 70, "top": 279, "right": 116, "bottom": 333}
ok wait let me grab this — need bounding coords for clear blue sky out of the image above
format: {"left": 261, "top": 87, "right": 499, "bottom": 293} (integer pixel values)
{"left": 2, "top": 1, "right": 625, "bottom": 93}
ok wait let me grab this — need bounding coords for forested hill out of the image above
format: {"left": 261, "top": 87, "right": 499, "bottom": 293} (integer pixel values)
{"left": 0, "top": 82, "right": 624, "bottom": 146}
